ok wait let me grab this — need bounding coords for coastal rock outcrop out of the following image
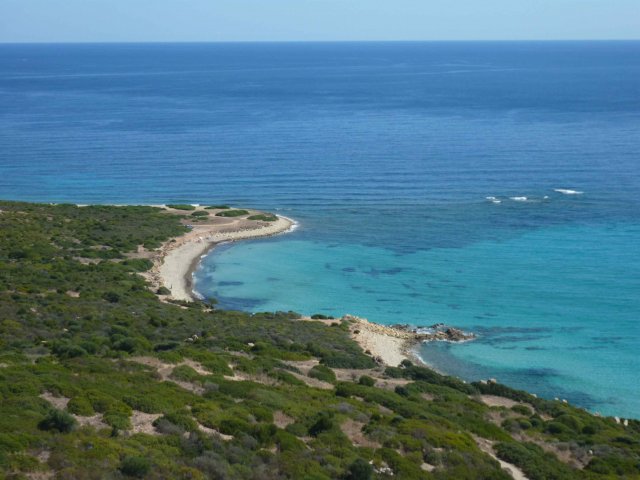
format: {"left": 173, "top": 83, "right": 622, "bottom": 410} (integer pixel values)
{"left": 344, "top": 315, "right": 476, "bottom": 343}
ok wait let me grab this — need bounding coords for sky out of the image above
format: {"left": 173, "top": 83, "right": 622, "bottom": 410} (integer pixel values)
{"left": 0, "top": 0, "right": 638, "bottom": 43}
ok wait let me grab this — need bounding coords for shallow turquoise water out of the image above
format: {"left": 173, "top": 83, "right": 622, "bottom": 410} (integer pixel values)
{"left": 196, "top": 220, "right": 640, "bottom": 417}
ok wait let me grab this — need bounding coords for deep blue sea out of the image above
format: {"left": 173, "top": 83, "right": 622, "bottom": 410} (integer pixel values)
{"left": 1, "top": 42, "right": 639, "bottom": 417}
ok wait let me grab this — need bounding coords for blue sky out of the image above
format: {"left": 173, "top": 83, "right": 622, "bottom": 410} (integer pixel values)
{"left": 1, "top": 0, "right": 638, "bottom": 43}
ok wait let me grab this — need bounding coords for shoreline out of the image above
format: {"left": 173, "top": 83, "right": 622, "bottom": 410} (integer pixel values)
{"left": 147, "top": 204, "right": 468, "bottom": 370}
{"left": 344, "top": 315, "right": 474, "bottom": 368}
{"left": 144, "top": 206, "right": 295, "bottom": 302}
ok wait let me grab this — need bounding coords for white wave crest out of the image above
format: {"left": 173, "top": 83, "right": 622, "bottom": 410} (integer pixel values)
{"left": 553, "top": 188, "right": 584, "bottom": 195}
{"left": 278, "top": 215, "right": 300, "bottom": 233}
{"left": 554, "top": 189, "right": 583, "bottom": 195}
{"left": 510, "top": 196, "right": 528, "bottom": 202}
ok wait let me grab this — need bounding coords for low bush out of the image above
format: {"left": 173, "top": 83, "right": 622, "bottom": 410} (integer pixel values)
{"left": 215, "top": 209, "right": 250, "bottom": 217}
{"left": 309, "top": 364, "right": 337, "bottom": 384}
{"left": 247, "top": 214, "right": 277, "bottom": 222}
{"left": 309, "top": 412, "right": 334, "bottom": 437}
{"left": 191, "top": 210, "right": 209, "bottom": 217}
{"left": 345, "top": 458, "right": 373, "bottom": 480}
{"left": 512, "top": 404, "right": 532, "bottom": 416}
{"left": 67, "top": 396, "right": 95, "bottom": 416}
{"left": 205, "top": 205, "right": 230, "bottom": 209}
{"left": 358, "top": 376, "right": 375, "bottom": 387}
{"left": 120, "top": 456, "right": 151, "bottom": 478}
{"left": 166, "top": 204, "right": 196, "bottom": 211}
{"left": 38, "top": 409, "right": 77, "bottom": 433}
{"left": 495, "top": 442, "right": 576, "bottom": 480}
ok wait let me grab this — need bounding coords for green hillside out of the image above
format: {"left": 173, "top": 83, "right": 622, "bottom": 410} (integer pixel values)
{"left": 0, "top": 201, "right": 638, "bottom": 479}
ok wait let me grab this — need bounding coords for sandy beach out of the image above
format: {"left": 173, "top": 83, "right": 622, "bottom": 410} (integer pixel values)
{"left": 143, "top": 206, "right": 294, "bottom": 301}
{"left": 345, "top": 315, "right": 415, "bottom": 367}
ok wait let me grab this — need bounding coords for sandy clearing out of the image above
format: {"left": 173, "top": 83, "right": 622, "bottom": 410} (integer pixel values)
{"left": 341, "top": 418, "right": 381, "bottom": 449}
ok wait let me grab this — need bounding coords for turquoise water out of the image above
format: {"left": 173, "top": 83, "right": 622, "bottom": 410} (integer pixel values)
{"left": 197, "top": 221, "right": 640, "bottom": 417}
{"left": 1, "top": 42, "right": 639, "bottom": 416}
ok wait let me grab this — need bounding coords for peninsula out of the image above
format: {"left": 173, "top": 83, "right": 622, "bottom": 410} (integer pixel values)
{"left": 141, "top": 204, "right": 294, "bottom": 302}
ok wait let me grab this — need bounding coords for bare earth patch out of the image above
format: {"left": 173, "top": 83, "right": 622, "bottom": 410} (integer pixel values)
{"left": 130, "top": 411, "right": 162, "bottom": 435}
{"left": 75, "top": 414, "right": 109, "bottom": 430}
{"left": 129, "top": 356, "right": 211, "bottom": 394}
{"left": 40, "top": 391, "right": 108, "bottom": 429}
{"left": 341, "top": 418, "right": 381, "bottom": 449}
{"left": 39, "top": 392, "right": 70, "bottom": 410}
{"left": 283, "top": 369, "right": 333, "bottom": 390}
{"left": 283, "top": 359, "right": 320, "bottom": 375}
{"left": 273, "top": 411, "right": 294, "bottom": 429}
{"left": 224, "top": 371, "right": 279, "bottom": 386}
{"left": 479, "top": 395, "right": 520, "bottom": 409}
{"left": 197, "top": 423, "right": 234, "bottom": 441}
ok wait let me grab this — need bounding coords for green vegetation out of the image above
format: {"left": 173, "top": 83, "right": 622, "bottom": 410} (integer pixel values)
{"left": 1, "top": 200, "right": 639, "bottom": 479}
{"left": 205, "top": 205, "right": 230, "bottom": 210}
{"left": 165, "top": 204, "right": 196, "bottom": 211}
{"left": 308, "top": 364, "right": 337, "bottom": 384}
{"left": 247, "top": 214, "right": 277, "bottom": 222}
{"left": 38, "top": 409, "right": 77, "bottom": 433}
{"left": 215, "top": 209, "right": 250, "bottom": 218}
{"left": 191, "top": 210, "right": 209, "bottom": 217}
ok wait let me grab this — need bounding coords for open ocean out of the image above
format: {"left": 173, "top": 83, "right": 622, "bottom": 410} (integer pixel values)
{"left": 1, "top": 42, "right": 639, "bottom": 417}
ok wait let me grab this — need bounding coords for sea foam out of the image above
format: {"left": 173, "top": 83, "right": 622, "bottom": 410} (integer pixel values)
{"left": 554, "top": 189, "right": 583, "bottom": 195}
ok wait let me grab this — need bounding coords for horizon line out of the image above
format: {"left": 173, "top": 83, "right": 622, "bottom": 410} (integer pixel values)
{"left": 1, "top": 38, "right": 639, "bottom": 46}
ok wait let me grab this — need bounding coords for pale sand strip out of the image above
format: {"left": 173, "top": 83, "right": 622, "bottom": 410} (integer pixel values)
{"left": 353, "top": 327, "right": 408, "bottom": 367}
{"left": 347, "top": 316, "right": 414, "bottom": 367}
{"left": 145, "top": 210, "right": 294, "bottom": 302}
{"left": 300, "top": 315, "right": 415, "bottom": 367}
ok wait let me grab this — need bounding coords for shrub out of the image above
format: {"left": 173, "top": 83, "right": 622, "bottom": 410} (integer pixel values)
{"left": 156, "top": 286, "right": 171, "bottom": 295}
{"left": 247, "top": 214, "right": 277, "bottom": 222}
{"left": 215, "top": 209, "right": 249, "bottom": 218}
{"left": 205, "top": 205, "right": 230, "bottom": 209}
{"left": 191, "top": 211, "right": 209, "bottom": 217}
{"left": 120, "top": 456, "right": 151, "bottom": 478}
{"left": 358, "top": 376, "right": 375, "bottom": 387}
{"left": 309, "top": 364, "right": 337, "bottom": 384}
{"left": 311, "top": 314, "right": 334, "bottom": 320}
{"left": 166, "top": 204, "right": 196, "bottom": 211}
{"left": 103, "top": 292, "right": 120, "bottom": 303}
{"left": 38, "top": 409, "right": 77, "bottom": 433}
{"left": 345, "top": 458, "right": 373, "bottom": 480}
{"left": 67, "top": 397, "right": 95, "bottom": 416}
{"left": 275, "top": 430, "right": 306, "bottom": 453}
{"left": 309, "top": 412, "right": 334, "bottom": 437}
{"left": 495, "top": 442, "right": 576, "bottom": 480}
{"left": 51, "top": 341, "right": 87, "bottom": 359}
{"left": 155, "top": 411, "right": 197, "bottom": 432}
{"left": 512, "top": 404, "right": 532, "bottom": 416}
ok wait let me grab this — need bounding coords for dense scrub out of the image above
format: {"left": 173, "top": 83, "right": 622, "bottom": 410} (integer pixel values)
{"left": 0, "top": 201, "right": 638, "bottom": 479}
{"left": 215, "top": 209, "right": 250, "bottom": 218}
{"left": 247, "top": 214, "right": 277, "bottom": 222}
